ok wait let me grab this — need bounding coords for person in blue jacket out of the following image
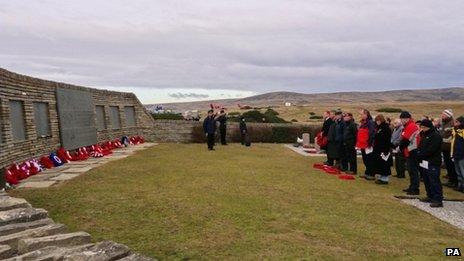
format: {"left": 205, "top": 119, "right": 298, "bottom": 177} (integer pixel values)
{"left": 203, "top": 110, "right": 217, "bottom": 150}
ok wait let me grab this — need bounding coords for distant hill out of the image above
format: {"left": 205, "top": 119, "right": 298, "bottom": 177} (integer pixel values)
{"left": 145, "top": 87, "right": 464, "bottom": 112}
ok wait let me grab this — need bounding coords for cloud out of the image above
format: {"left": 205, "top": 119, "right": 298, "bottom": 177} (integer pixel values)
{"left": 1, "top": 0, "right": 463, "bottom": 98}
{"left": 168, "top": 92, "right": 210, "bottom": 99}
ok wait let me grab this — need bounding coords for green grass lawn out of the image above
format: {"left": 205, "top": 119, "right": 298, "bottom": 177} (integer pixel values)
{"left": 10, "top": 144, "right": 464, "bottom": 260}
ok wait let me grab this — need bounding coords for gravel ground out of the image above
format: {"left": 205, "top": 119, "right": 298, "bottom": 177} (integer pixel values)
{"left": 402, "top": 199, "right": 464, "bottom": 230}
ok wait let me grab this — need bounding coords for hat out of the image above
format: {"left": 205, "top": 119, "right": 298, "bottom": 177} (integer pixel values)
{"left": 399, "top": 111, "right": 412, "bottom": 119}
{"left": 443, "top": 109, "right": 453, "bottom": 118}
{"left": 456, "top": 116, "right": 464, "bottom": 125}
{"left": 420, "top": 119, "right": 434, "bottom": 129}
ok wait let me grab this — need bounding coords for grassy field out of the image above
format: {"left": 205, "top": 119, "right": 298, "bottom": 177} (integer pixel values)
{"left": 225, "top": 101, "right": 464, "bottom": 123}
{"left": 10, "top": 144, "right": 464, "bottom": 260}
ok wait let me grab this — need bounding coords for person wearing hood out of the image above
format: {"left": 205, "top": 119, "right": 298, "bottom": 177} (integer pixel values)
{"left": 326, "top": 111, "right": 345, "bottom": 168}
{"left": 440, "top": 109, "right": 457, "bottom": 189}
{"left": 451, "top": 116, "right": 464, "bottom": 193}
{"left": 341, "top": 112, "right": 358, "bottom": 174}
{"left": 391, "top": 119, "right": 405, "bottom": 178}
{"left": 356, "top": 109, "right": 376, "bottom": 180}
{"left": 373, "top": 114, "right": 393, "bottom": 184}
{"left": 417, "top": 119, "right": 443, "bottom": 207}
{"left": 399, "top": 111, "right": 421, "bottom": 195}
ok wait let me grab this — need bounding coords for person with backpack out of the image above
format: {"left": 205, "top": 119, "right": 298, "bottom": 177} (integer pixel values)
{"left": 451, "top": 116, "right": 464, "bottom": 193}
{"left": 203, "top": 110, "right": 217, "bottom": 151}
{"left": 342, "top": 112, "right": 358, "bottom": 174}
{"left": 356, "top": 109, "right": 376, "bottom": 180}
{"left": 399, "top": 111, "right": 421, "bottom": 195}
{"left": 417, "top": 119, "right": 444, "bottom": 207}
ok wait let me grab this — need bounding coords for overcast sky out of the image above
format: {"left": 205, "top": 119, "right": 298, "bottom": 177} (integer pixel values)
{"left": 1, "top": 0, "right": 463, "bottom": 103}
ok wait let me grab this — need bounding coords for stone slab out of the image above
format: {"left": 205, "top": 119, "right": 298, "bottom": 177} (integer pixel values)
{"left": 0, "top": 208, "right": 48, "bottom": 226}
{"left": 0, "top": 197, "right": 31, "bottom": 212}
{"left": 0, "top": 245, "right": 14, "bottom": 260}
{"left": 0, "top": 218, "right": 54, "bottom": 236}
{"left": 0, "top": 224, "right": 67, "bottom": 250}
{"left": 61, "top": 166, "right": 93, "bottom": 174}
{"left": 17, "top": 231, "right": 92, "bottom": 254}
{"left": 25, "top": 173, "right": 61, "bottom": 181}
{"left": 50, "top": 174, "right": 80, "bottom": 181}
{"left": 62, "top": 241, "right": 131, "bottom": 260}
{"left": 17, "top": 181, "right": 57, "bottom": 189}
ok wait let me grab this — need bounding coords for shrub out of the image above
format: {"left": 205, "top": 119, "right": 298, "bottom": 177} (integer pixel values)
{"left": 309, "top": 112, "right": 316, "bottom": 116}
{"left": 242, "top": 110, "right": 288, "bottom": 123}
{"left": 376, "top": 107, "right": 403, "bottom": 113}
{"left": 151, "top": 113, "right": 184, "bottom": 120}
{"left": 291, "top": 119, "right": 298, "bottom": 122}
{"left": 309, "top": 115, "right": 323, "bottom": 120}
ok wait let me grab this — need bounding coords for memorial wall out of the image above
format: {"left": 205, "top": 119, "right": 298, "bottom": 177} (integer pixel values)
{"left": 0, "top": 68, "right": 154, "bottom": 169}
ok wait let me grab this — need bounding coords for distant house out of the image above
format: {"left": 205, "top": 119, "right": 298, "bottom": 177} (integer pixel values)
{"left": 284, "top": 102, "right": 292, "bottom": 107}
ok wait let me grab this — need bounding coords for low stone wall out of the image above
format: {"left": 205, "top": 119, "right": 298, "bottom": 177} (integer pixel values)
{"left": 149, "top": 120, "right": 321, "bottom": 144}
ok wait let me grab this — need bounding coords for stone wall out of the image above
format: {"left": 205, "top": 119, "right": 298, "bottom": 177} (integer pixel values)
{"left": 150, "top": 120, "right": 321, "bottom": 144}
{"left": 0, "top": 68, "right": 154, "bottom": 169}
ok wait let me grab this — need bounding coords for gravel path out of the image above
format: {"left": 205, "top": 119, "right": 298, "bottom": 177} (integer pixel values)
{"left": 401, "top": 199, "right": 464, "bottom": 230}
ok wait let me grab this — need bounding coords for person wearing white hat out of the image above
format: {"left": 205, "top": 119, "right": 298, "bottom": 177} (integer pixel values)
{"left": 440, "top": 109, "right": 457, "bottom": 189}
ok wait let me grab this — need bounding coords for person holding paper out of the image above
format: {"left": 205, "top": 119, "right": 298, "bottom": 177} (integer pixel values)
{"left": 356, "top": 109, "right": 376, "bottom": 180}
{"left": 373, "top": 115, "right": 393, "bottom": 184}
{"left": 399, "top": 111, "right": 421, "bottom": 195}
{"left": 416, "top": 119, "right": 443, "bottom": 207}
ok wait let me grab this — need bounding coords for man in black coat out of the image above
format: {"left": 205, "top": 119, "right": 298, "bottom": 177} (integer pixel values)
{"left": 417, "top": 119, "right": 444, "bottom": 207}
{"left": 203, "top": 110, "right": 217, "bottom": 150}
{"left": 341, "top": 113, "right": 358, "bottom": 174}
{"left": 322, "top": 111, "right": 334, "bottom": 164}
{"left": 239, "top": 117, "right": 249, "bottom": 146}
{"left": 326, "top": 111, "right": 344, "bottom": 168}
{"left": 216, "top": 110, "right": 228, "bottom": 145}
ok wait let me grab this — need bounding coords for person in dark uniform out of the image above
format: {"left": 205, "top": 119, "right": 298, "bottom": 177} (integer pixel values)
{"left": 342, "top": 112, "right": 358, "bottom": 174}
{"left": 216, "top": 109, "right": 228, "bottom": 145}
{"left": 239, "top": 117, "right": 249, "bottom": 146}
{"left": 203, "top": 110, "right": 217, "bottom": 150}
{"left": 322, "top": 111, "right": 334, "bottom": 164}
{"left": 373, "top": 114, "right": 393, "bottom": 184}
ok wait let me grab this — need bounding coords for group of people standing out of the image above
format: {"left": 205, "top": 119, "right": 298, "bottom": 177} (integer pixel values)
{"left": 203, "top": 109, "right": 250, "bottom": 150}
{"left": 321, "top": 109, "right": 464, "bottom": 208}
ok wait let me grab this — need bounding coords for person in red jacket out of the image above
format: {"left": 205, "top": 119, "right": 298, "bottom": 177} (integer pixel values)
{"left": 356, "top": 109, "right": 376, "bottom": 180}
{"left": 399, "top": 111, "right": 421, "bottom": 195}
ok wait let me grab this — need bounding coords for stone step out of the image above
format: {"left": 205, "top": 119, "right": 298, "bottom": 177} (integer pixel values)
{"left": 0, "top": 224, "right": 67, "bottom": 251}
{"left": 62, "top": 241, "right": 131, "bottom": 260}
{"left": 117, "top": 253, "right": 156, "bottom": 261}
{"left": 0, "top": 245, "right": 14, "bottom": 260}
{"left": 4, "top": 244, "right": 94, "bottom": 261}
{"left": 17, "top": 231, "right": 92, "bottom": 254}
{"left": 0, "top": 208, "right": 48, "bottom": 226}
{"left": 0, "top": 218, "right": 54, "bottom": 236}
{"left": 0, "top": 197, "right": 31, "bottom": 212}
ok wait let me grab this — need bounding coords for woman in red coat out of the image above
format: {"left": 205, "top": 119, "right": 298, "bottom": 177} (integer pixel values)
{"left": 356, "top": 109, "right": 376, "bottom": 179}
